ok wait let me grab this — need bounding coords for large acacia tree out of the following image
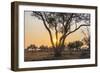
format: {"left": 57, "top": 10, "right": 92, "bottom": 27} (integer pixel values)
{"left": 31, "top": 11, "right": 90, "bottom": 57}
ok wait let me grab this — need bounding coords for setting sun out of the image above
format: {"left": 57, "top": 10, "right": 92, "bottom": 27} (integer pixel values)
{"left": 53, "top": 38, "right": 57, "bottom": 44}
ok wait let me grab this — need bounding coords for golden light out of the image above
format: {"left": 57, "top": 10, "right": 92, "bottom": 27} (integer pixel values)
{"left": 53, "top": 38, "right": 57, "bottom": 44}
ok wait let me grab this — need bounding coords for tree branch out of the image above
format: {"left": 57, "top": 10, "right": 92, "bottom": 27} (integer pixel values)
{"left": 61, "top": 24, "right": 90, "bottom": 46}
{"left": 55, "top": 24, "right": 58, "bottom": 47}
{"left": 64, "top": 13, "right": 73, "bottom": 32}
{"left": 40, "top": 12, "right": 55, "bottom": 47}
{"left": 66, "top": 24, "right": 90, "bottom": 37}
{"left": 62, "top": 15, "right": 65, "bottom": 32}
{"left": 59, "top": 14, "right": 73, "bottom": 46}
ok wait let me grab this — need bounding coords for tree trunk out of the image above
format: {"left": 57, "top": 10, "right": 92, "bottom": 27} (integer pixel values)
{"left": 54, "top": 42, "right": 65, "bottom": 57}
{"left": 54, "top": 34, "right": 66, "bottom": 57}
{"left": 54, "top": 46, "right": 62, "bottom": 57}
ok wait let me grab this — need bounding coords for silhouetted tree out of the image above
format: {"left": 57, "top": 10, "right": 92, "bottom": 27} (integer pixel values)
{"left": 81, "top": 27, "right": 90, "bottom": 49}
{"left": 39, "top": 45, "right": 49, "bottom": 51}
{"left": 67, "top": 41, "right": 83, "bottom": 50}
{"left": 27, "top": 44, "right": 37, "bottom": 49}
{"left": 31, "top": 11, "right": 90, "bottom": 57}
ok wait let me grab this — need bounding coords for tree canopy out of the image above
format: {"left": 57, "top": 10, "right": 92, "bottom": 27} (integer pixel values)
{"left": 31, "top": 11, "right": 90, "bottom": 48}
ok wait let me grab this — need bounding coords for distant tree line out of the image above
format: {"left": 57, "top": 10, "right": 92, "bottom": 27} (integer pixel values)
{"left": 26, "top": 40, "right": 89, "bottom": 52}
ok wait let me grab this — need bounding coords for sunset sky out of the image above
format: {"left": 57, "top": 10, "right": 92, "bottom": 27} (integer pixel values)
{"left": 24, "top": 11, "right": 89, "bottom": 49}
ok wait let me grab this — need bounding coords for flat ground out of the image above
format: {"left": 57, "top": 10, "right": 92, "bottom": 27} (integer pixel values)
{"left": 24, "top": 49, "right": 90, "bottom": 61}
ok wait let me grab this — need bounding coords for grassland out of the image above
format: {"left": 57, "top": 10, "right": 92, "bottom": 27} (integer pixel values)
{"left": 24, "top": 49, "right": 90, "bottom": 61}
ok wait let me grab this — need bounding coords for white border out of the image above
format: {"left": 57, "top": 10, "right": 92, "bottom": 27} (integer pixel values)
{"left": 18, "top": 5, "right": 96, "bottom": 68}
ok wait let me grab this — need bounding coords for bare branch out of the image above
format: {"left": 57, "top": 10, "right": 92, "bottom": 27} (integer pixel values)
{"left": 40, "top": 12, "right": 55, "bottom": 47}
{"left": 54, "top": 24, "right": 58, "bottom": 47}
{"left": 59, "top": 14, "right": 74, "bottom": 46}
{"left": 64, "top": 13, "right": 73, "bottom": 32}
{"left": 66, "top": 24, "right": 90, "bottom": 37}
{"left": 62, "top": 15, "right": 65, "bottom": 32}
{"left": 60, "top": 24, "right": 90, "bottom": 46}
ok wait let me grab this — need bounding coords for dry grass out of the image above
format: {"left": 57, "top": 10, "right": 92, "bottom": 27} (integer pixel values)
{"left": 24, "top": 49, "right": 90, "bottom": 61}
